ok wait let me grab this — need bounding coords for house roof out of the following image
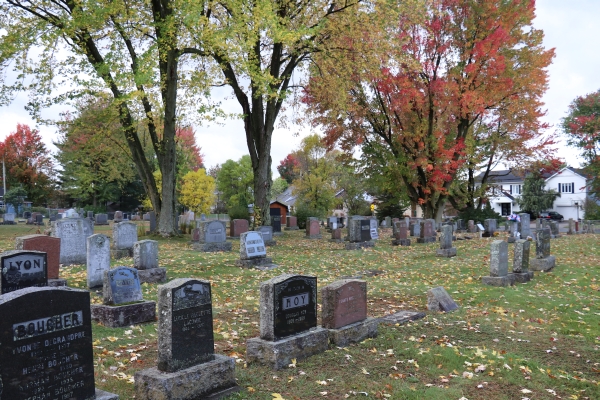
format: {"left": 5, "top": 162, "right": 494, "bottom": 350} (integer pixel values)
{"left": 274, "top": 186, "right": 297, "bottom": 206}
{"left": 476, "top": 170, "right": 522, "bottom": 184}
{"left": 544, "top": 166, "right": 588, "bottom": 181}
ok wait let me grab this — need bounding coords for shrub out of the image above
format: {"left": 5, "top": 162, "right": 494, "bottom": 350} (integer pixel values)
{"left": 457, "top": 203, "right": 503, "bottom": 225}
{"left": 30, "top": 206, "right": 49, "bottom": 217}
{"left": 294, "top": 202, "right": 324, "bottom": 229}
{"left": 228, "top": 205, "right": 250, "bottom": 222}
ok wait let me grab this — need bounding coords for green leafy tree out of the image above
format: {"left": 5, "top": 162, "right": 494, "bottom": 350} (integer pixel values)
{"left": 270, "top": 177, "right": 289, "bottom": 199}
{"left": 516, "top": 173, "right": 561, "bottom": 216}
{"left": 0, "top": 0, "right": 213, "bottom": 235}
{"left": 179, "top": 169, "right": 215, "bottom": 214}
{"left": 216, "top": 156, "right": 254, "bottom": 210}
{"left": 4, "top": 186, "right": 28, "bottom": 210}
{"left": 182, "top": 0, "right": 361, "bottom": 226}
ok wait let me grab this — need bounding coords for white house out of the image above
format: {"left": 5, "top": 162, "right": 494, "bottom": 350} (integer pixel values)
{"left": 480, "top": 166, "right": 588, "bottom": 220}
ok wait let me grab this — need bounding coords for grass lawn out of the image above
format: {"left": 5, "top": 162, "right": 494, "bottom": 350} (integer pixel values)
{"left": 0, "top": 223, "right": 598, "bottom": 399}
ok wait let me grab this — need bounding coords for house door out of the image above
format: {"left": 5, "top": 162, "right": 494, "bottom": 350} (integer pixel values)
{"left": 501, "top": 203, "right": 511, "bottom": 216}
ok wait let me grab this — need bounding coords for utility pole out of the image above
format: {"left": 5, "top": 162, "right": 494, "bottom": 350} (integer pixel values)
{"left": 2, "top": 158, "right": 5, "bottom": 212}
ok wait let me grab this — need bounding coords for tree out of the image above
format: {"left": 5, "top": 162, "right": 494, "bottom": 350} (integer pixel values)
{"left": 516, "top": 172, "right": 560, "bottom": 216}
{"left": 176, "top": 127, "right": 204, "bottom": 174}
{"left": 216, "top": 156, "right": 254, "bottom": 210}
{"left": 54, "top": 98, "right": 142, "bottom": 208}
{"left": 0, "top": 0, "right": 210, "bottom": 235}
{"left": 305, "top": 0, "right": 554, "bottom": 221}
{"left": 182, "top": 0, "right": 361, "bottom": 226}
{"left": 277, "top": 155, "right": 301, "bottom": 184}
{"left": 562, "top": 90, "right": 600, "bottom": 195}
{"left": 4, "top": 186, "right": 28, "bottom": 210}
{"left": 179, "top": 169, "right": 215, "bottom": 214}
{"left": 270, "top": 177, "right": 289, "bottom": 199}
{"left": 0, "top": 124, "right": 55, "bottom": 205}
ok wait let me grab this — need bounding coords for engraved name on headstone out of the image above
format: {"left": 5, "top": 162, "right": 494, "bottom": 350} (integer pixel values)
{"left": 321, "top": 279, "right": 367, "bottom": 329}
{"left": 104, "top": 267, "right": 143, "bottom": 305}
{"left": 240, "top": 231, "right": 267, "bottom": 259}
{"left": 0, "top": 250, "right": 48, "bottom": 294}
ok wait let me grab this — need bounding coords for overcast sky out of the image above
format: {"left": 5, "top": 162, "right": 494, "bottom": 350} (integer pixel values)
{"left": 0, "top": 0, "right": 596, "bottom": 175}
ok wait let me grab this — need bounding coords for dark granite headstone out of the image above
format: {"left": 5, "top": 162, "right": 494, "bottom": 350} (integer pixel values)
{"left": 95, "top": 213, "right": 108, "bottom": 225}
{"left": 0, "top": 287, "right": 96, "bottom": 399}
{"left": 427, "top": 286, "right": 459, "bottom": 312}
{"left": 103, "top": 267, "right": 143, "bottom": 305}
{"left": 260, "top": 274, "right": 318, "bottom": 341}
{"left": 395, "top": 221, "right": 408, "bottom": 240}
{"left": 270, "top": 208, "right": 282, "bottom": 233}
{"left": 230, "top": 219, "right": 249, "bottom": 237}
{"left": 158, "top": 279, "right": 214, "bottom": 372}
{"left": 321, "top": 279, "right": 367, "bottom": 329}
{"left": 360, "top": 220, "right": 371, "bottom": 242}
{"left": 35, "top": 214, "right": 44, "bottom": 225}
{"left": 0, "top": 250, "right": 48, "bottom": 294}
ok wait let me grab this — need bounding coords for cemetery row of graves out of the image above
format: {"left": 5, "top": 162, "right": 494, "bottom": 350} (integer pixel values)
{"left": 0, "top": 212, "right": 598, "bottom": 399}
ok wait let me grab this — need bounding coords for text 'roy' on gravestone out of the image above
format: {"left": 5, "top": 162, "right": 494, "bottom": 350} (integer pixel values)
{"left": 1, "top": 250, "right": 48, "bottom": 294}
{"left": 0, "top": 287, "right": 117, "bottom": 400}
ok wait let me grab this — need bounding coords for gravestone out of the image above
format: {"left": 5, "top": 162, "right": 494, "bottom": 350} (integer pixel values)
{"left": 391, "top": 221, "right": 411, "bottom": 246}
{"left": 427, "top": 286, "right": 459, "bottom": 312}
{"left": 236, "top": 231, "right": 277, "bottom": 270}
{"left": 246, "top": 274, "right": 328, "bottom": 369}
{"left": 23, "top": 210, "right": 31, "bottom": 219}
{"left": 327, "top": 216, "right": 337, "bottom": 230}
{"left": 95, "top": 213, "right": 109, "bottom": 225}
{"left": 482, "top": 240, "right": 515, "bottom": 286}
{"left": 530, "top": 227, "right": 556, "bottom": 271}
{"left": 229, "top": 218, "right": 249, "bottom": 238}
{"left": 550, "top": 221, "right": 561, "bottom": 238}
{"left": 390, "top": 217, "right": 400, "bottom": 238}
{"left": 114, "top": 210, "right": 124, "bottom": 222}
{"left": 369, "top": 218, "right": 379, "bottom": 240}
{"left": 305, "top": 218, "right": 322, "bottom": 239}
{"left": 511, "top": 239, "right": 534, "bottom": 283}
{"left": 193, "top": 220, "right": 232, "bottom": 252}
{"left": 3, "top": 212, "right": 16, "bottom": 224}
{"left": 107, "top": 212, "right": 115, "bottom": 220}
{"left": 257, "top": 225, "right": 277, "bottom": 246}
{"left": 149, "top": 211, "right": 157, "bottom": 233}
{"left": 35, "top": 213, "right": 44, "bottom": 225}
{"left": 483, "top": 218, "right": 497, "bottom": 237}
{"left": 135, "top": 279, "right": 239, "bottom": 399}
{"left": 111, "top": 221, "right": 138, "bottom": 258}
{"left": 90, "top": 266, "right": 156, "bottom": 327}
{"left": 436, "top": 224, "right": 457, "bottom": 257}
{"left": 417, "top": 220, "right": 436, "bottom": 243}
{"left": 567, "top": 218, "right": 575, "bottom": 235}
{"left": 133, "top": 239, "right": 167, "bottom": 283}
{"left": 409, "top": 221, "right": 421, "bottom": 237}
{"left": 270, "top": 208, "right": 282, "bottom": 234}
{"left": 191, "top": 228, "right": 201, "bottom": 243}
{"left": 507, "top": 220, "right": 519, "bottom": 243}
{"left": 518, "top": 213, "right": 531, "bottom": 238}
{"left": 87, "top": 234, "right": 111, "bottom": 289}
{"left": 87, "top": 211, "right": 94, "bottom": 219}
{"left": 321, "top": 279, "right": 378, "bottom": 346}
{"left": 285, "top": 215, "right": 299, "bottom": 230}
{"left": 345, "top": 217, "right": 375, "bottom": 250}
{"left": 52, "top": 218, "right": 93, "bottom": 265}
{"left": 0, "top": 287, "right": 119, "bottom": 400}
{"left": 468, "top": 219, "right": 476, "bottom": 233}
{"left": 384, "top": 216, "right": 391, "bottom": 227}
{"left": 330, "top": 227, "right": 343, "bottom": 243}
{"left": 0, "top": 250, "right": 47, "bottom": 294}
{"left": 15, "top": 234, "right": 63, "bottom": 285}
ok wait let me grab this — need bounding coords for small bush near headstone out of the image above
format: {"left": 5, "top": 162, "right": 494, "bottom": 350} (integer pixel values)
{"left": 228, "top": 204, "right": 250, "bottom": 222}
{"left": 30, "top": 207, "right": 49, "bottom": 217}
{"left": 294, "top": 203, "right": 323, "bottom": 229}
{"left": 457, "top": 203, "right": 502, "bottom": 226}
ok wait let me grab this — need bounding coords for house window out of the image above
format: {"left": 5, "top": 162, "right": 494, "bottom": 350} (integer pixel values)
{"left": 511, "top": 185, "right": 521, "bottom": 194}
{"left": 558, "top": 183, "right": 574, "bottom": 193}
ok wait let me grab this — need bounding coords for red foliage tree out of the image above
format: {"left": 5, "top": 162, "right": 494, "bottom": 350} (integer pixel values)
{"left": 277, "top": 154, "right": 301, "bottom": 184}
{"left": 0, "top": 124, "right": 54, "bottom": 205}
{"left": 176, "top": 127, "right": 204, "bottom": 172}
{"left": 304, "top": 0, "right": 554, "bottom": 219}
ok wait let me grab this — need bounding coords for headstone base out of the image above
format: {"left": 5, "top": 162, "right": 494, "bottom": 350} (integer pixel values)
{"left": 192, "top": 242, "right": 233, "bottom": 252}
{"left": 391, "top": 239, "right": 411, "bottom": 246}
{"left": 48, "top": 278, "right": 68, "bottom": 287}
{"left": 273, "top": 232, "right": 283, "bottom": 236}
{"left": 345, "top": 241, "right": 375, "bottom": 250}
{"left": 137, "top": 268, "right": 167, "bottom": 284}
{"left": 91, "top": 301, "right": 157, "bottom": 328}
{"left": 264, "top": 239, "right": 277, "bottom": 246}
{"left": 235, "top": 257, "right": 278, "bottom": 270}
{"left": 305, "top": 234, "right": 322, "bottom": 239}
{"left": 111, "top": 248, "right": 132, "bottom": 259}
{"left": 507, "top": 237, "right": 516, "bottom": 243}
{"left": 416, "top": 237, "right": 436, "bottom": 244}
{"left": 435, "top": 247, "right": 457, "bottom": 257}
{"left": 246, "top": 327, "right": 329, "bottom": 370}
{"left": 380, "top": 310, "right": 426, "bottom": 325}
{"left": 329, "top": 238, "right": 344, "bottom": 243}
{"left": 326, "top": 318, "right": 379, "bottom": 347}
{"left": 284, "top": 226, "right": 299, "bottom": 231}
{"left": 481, "top": 275, "right": 516, "bottom": 287}
{"left": 134, "top": 354, "right": 239, "bottom": 400}
{"left": 529, "top": 256, "right": 556, "bottom": 272}
{"left": 96, "top": 388, "right": 120, "bottom": 399}
{"left": 510, "top": 271, "right": 534, "bottom": 283}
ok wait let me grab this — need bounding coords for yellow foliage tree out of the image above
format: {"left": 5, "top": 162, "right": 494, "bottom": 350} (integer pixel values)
{"left": 179, "top": 169, "right": 216, "bottom": 214}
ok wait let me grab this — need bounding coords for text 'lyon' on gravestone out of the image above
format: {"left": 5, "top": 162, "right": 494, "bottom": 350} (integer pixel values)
{"left": 0, "top": 250, "right": 48, "bottom": 294}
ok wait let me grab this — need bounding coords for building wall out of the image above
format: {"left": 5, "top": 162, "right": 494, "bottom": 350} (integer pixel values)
{"left": 545, "top": 169, "right": 587, "bottom": 220}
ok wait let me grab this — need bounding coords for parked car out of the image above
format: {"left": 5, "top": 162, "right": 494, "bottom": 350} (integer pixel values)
{"left": 539, "top": 211, "right": 564, "bottom": 221}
